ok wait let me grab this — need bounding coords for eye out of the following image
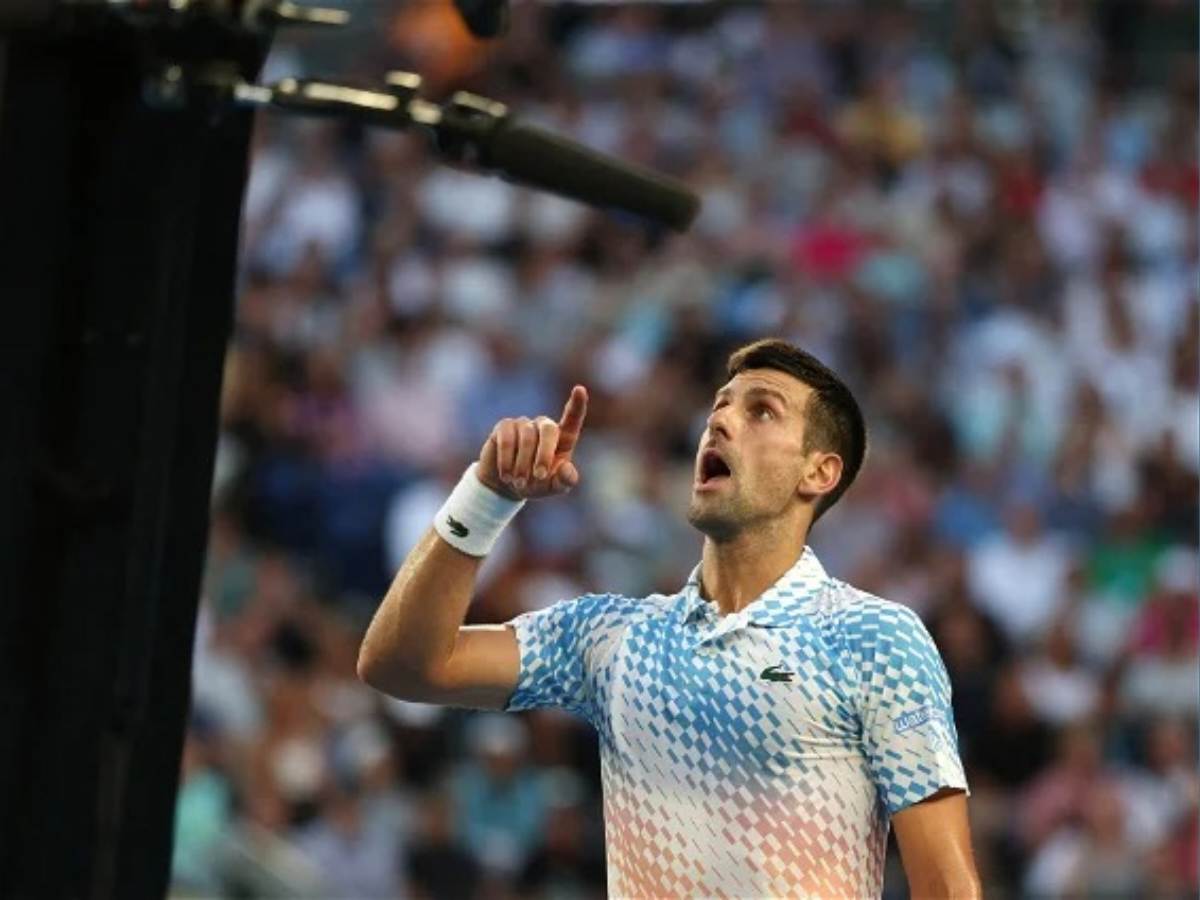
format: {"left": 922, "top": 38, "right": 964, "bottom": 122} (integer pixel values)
{"left": 754, "top": 404, "right": 775, "bottom": 421}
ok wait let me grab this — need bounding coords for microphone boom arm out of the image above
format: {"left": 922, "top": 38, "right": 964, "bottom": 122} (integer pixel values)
{"left": 203, "top": 71, "right": 700, "bottom": 232}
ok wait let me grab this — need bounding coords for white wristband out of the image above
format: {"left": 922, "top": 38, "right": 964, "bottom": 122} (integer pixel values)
{"left": 433, "top": 463, "right": 526, "bottom": 557}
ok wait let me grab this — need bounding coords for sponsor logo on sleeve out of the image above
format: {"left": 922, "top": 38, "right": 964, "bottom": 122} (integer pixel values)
{"left": 892, "top": 705, "right": 940, "bottom": 735}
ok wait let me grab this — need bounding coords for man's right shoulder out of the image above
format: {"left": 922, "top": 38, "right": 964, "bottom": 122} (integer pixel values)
{"left": 509, "top": 590, "right": 676, "bottom": 647}
{"left": 506, "top": 590, "right": 676, "bottom": 675}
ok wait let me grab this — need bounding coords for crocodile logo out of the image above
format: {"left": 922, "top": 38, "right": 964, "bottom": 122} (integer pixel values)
{"left": 760, "top": 664, "right": 794, "bottom": 683}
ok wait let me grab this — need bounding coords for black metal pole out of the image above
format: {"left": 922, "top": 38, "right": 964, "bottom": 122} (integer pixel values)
{"left": 0, "top": 18, "right": 266, "bottom": 899}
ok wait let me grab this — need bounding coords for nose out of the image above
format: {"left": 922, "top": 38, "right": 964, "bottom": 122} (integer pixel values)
{"left": 706, "top": 405, "right": 733, "bottom": 442}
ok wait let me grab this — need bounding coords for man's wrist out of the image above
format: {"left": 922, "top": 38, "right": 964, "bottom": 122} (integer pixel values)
{"left": 474, "top": 466, "right": 523, "bottom": 502}
{"left": 433, "top": 463, "right": 526, "bottom": 557}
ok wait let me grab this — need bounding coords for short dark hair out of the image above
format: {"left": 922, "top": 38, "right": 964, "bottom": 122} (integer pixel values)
{"left": 726, "top": 339, "right": 866, "bottom": 520}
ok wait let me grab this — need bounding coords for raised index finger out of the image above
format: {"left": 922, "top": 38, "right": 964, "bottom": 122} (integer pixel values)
{"left": 555, "top": 385, "right": 588, "bottom": 456}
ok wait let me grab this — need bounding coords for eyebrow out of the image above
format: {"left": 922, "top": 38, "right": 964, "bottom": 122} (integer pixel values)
{"left": 714, "top": 385, "right": 791, "bottom": 408}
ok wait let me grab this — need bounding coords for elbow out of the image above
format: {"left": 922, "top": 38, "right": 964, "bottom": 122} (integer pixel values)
{"left": 356, "top": 644, "right": 382, "bottom": 688}
{"left": 356, "top": 643, "right": 439, "bottom": 702}
{"left": 355, "top": 639, "right": 396, "bottom": 691}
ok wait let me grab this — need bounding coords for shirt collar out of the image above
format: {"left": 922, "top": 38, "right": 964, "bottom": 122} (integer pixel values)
{"left": 677, "top": 546, "right": 830, "bottom": 627}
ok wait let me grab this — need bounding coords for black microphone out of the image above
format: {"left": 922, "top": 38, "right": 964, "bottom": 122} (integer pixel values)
{"left": 224, "top": 79, "right": 702, "bottom": 232}
{"left": 475, "top": 118, "right": 701, "bottom": 232}
{"left": 451, "top": 0, "right": 508, "bottom": 38}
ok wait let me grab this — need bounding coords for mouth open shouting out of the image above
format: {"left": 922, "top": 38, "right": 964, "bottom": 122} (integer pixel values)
{"left": 695, "top": 446, "right": 733, "bottom": 492}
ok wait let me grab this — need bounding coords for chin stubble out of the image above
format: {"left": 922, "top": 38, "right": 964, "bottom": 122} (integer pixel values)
{"left": 687, "top": 492, "right": 745, "bottom": 542}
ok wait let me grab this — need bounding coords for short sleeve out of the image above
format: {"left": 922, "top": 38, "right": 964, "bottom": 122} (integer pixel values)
{"left": 854, "top": 604, "right": 968, "bottom": 815}
{"left": 504, "top": 592, "right": 638, "bottom": 725}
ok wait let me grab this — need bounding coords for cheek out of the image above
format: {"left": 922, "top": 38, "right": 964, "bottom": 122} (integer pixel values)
{"left": 749, "top": 442, "right": 804, "bottom": 494}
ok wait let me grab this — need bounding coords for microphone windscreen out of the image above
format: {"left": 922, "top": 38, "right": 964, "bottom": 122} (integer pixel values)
{"left": 482, "top": 120, "right": 701, "bottom": 232}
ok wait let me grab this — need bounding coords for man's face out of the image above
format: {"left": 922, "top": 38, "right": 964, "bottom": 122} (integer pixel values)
{"left": 687, "top": 368, "right": 813, "bottom": 540}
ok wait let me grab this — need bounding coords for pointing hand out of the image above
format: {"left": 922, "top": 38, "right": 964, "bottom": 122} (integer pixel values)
{"left": 477, "top": 385, "right": 588, "bottom": 500}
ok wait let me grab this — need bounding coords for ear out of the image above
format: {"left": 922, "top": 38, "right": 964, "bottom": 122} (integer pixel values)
{"left": 796, "top": 451, "right": 843, "bottom": 504}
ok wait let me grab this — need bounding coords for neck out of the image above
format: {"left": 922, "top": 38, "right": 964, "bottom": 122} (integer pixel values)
{"left": 699, "top": 517, "right": 811, "bottom": 616}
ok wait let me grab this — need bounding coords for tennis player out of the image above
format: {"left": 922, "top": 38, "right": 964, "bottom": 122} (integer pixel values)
{"left": 359, "top": 339, "right": 979, "bottom": 898}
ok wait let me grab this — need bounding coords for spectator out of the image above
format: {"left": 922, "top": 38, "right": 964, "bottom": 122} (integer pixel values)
{"left": 967, "top": 500, "right": 1075, "bottom": 645}
{"left": 171, "top": 723, "right": 233, "bottom": 894}
{"left": 450, "top": 714, "right": 548, "bottom": 877}
{"left": 1121, "top": 718, "right": 1200, "bottom": 855}
{"left": 970, "top": 664, "right": 1054, "bottom": 791}
{"left": 1018, "top": 616, "right": 1101, "bottom": 726}
{"left": 1018, "top": 723, "right": 1115, "bottom": 853}
{"left": 517, "top": 771, "right": 607, "bottom": 900}
{"left": 1120, "top": 547, "right": 1200, "bottom": 719}
{"left": 406, "top": 790, "right": 483, "bottom": 900}
{"left": 1024, "top": 781, "right": 1151, "bottom": 898}
{"left": 293, "top": 780, "right": 404, "bottom": 899}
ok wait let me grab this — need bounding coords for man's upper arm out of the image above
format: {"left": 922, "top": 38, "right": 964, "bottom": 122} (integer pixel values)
{"left": 415, "top": 593, "right": 601, "bottom": 712}
{"left": 428, "top": 592, "right": 636, "bottom": 718}
{"left": 892, "top": 789, "right": 980, "bottom": 899}
{"left": 505, "top": 592, "right": 645, "bottom": 723}
{"left": 504, "top": 593, "right": 612, "bottom": 720}
{"left": 417, "top": 624, "right": 521, "bottom": 710}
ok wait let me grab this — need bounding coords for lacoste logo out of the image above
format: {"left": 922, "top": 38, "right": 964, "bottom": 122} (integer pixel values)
{"left": 445, "top": 515, "right": 470, "bottom": 538}
{"left": 760, "top": 664, "right": 794, "bottom": 683}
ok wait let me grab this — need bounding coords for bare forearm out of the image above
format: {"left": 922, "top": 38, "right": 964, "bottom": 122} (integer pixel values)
{"left": 907, "top": 869, "right": 982, "bottom": 900}
{"left": 356, "top": 528, "right": 482, "bottom": 694}
{"left": 895, "top": 791, "right": 980, "bottom": 900}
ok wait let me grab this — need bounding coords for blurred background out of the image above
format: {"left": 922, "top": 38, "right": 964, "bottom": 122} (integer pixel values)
{"left": 171, "top": 1, "right": 1199, "bottom": 897}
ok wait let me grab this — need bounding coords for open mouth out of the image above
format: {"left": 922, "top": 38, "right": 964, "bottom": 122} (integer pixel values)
{"left": 697, "top": 448, "right": 732, "bottom": 487}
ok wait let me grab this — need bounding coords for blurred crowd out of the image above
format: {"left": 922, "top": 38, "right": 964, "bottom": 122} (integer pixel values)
{"left": 172, "top": 1, "right": 1199, "bottom": 897}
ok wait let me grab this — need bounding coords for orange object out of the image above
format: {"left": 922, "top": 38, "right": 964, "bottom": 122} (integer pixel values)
{"left": 390, "top": 0, "right": 491, "bottom": 90}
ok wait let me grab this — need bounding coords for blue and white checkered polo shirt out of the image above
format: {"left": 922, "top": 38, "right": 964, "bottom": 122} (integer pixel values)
{"left": 505, "top": 547, "right": 967, "bottom": 898}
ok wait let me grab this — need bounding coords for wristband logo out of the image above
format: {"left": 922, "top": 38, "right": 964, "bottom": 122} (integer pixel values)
{"left": 446, "top": 515, "right": 470, "bottom": 539}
